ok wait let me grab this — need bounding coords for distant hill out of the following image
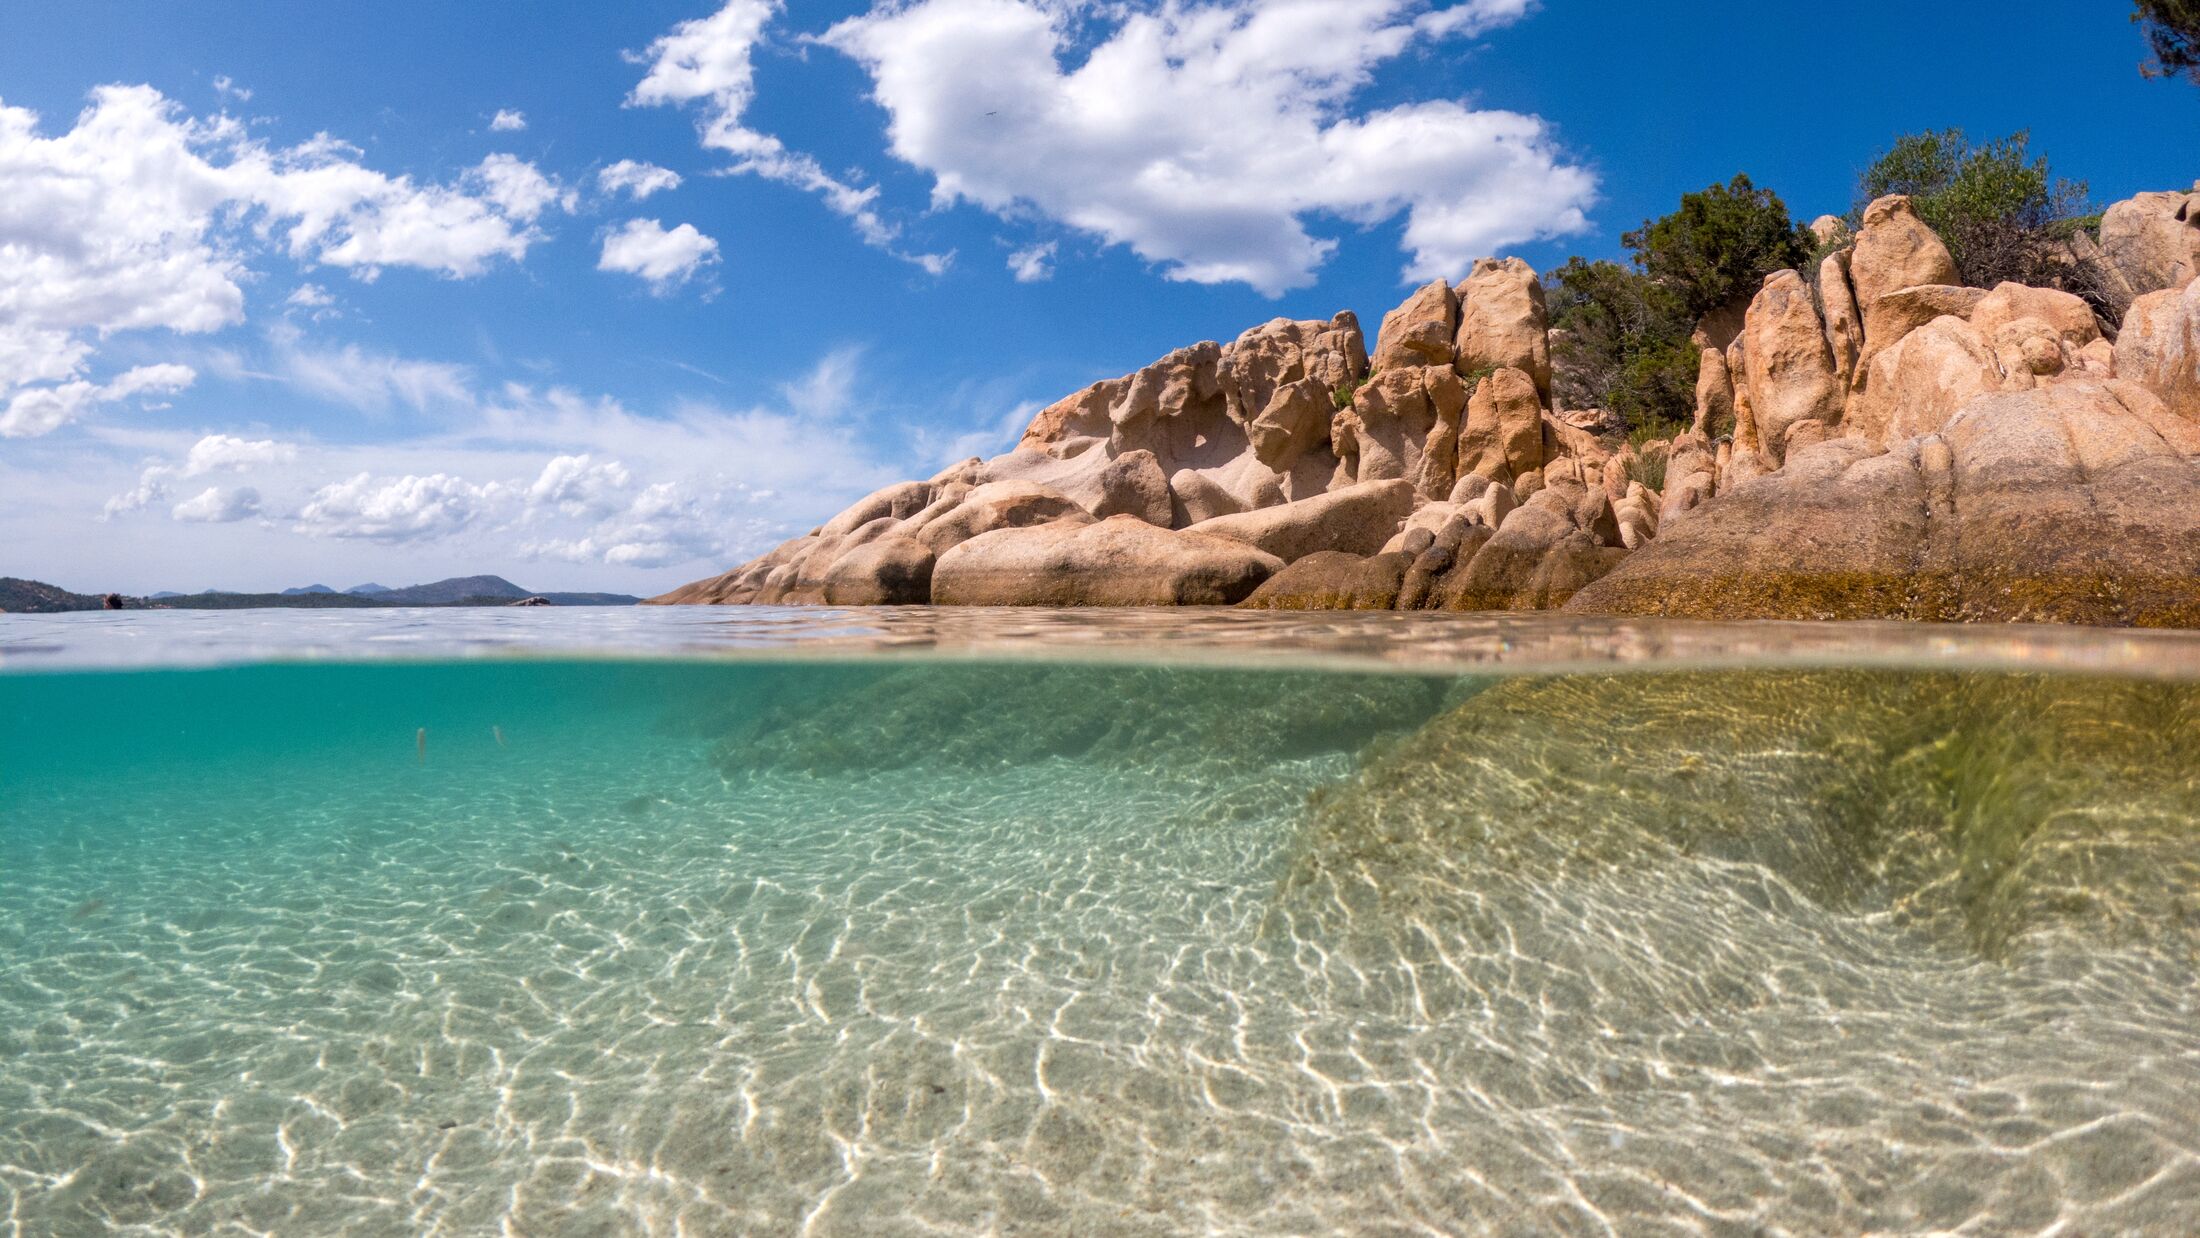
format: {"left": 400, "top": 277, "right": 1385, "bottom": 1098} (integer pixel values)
{"left": 375, "top": 575, "right": 531, "bottom": 604}
{"left": 2, "top": 574, "right": 639, "bottom": 611}
{"left": 345, "top": 583, "right": 392, "bottom": 595}
{"left": 0, "top": 577, "right": 107, "bottom": 613}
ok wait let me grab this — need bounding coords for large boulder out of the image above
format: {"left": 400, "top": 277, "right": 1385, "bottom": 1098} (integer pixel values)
{"left": 820, "top": 480, "right": 944, "bottom": 538}
{"left": 981, "top": 445, "right": 1172, "bottom": 525}
{"left": 1237, "top": 550, "right": 1411, "bottom": 611}
{"left": 1458, "top": 366, "right": 1545, "bottom": 484}
{"left": 1017, "top": 342, "right": 1224, "bottom": 461}
{"left": 1849, "top": 195, "right": 1960, "bottom": 334}
{"left": 1455, "top": 257, "right": 1551, "bottom": 401}
{"left": 1567, "top": 380, "right": 2200, "bottom": 625}
{"left": 1739, "top": 269, "right": 1844, "bottom": 462}
{"left": 1246, "top": 377, "right": 1336, "bottom": 473}
{"left": 1371, "top": 279, "right": 1458, "bottom": 372}
{"left": 1857, "top": 284, "right": 1986, "bottom": 379}
{"left": 931, "top": 515, "right": 1282, "bottom": 607}
{"left": 1187, "top": 479, "right": 1415, "bottom": 563}
{"left": 1969, "top": 282, "right": 2101, "bottom": 351}
{"left": 2100, "top": 182, "right": 2200, "bottom": 300}
{"left": 2114, "top": 281, "right": 2200, "bottom": 419}
{"left": 1846, "top": 316, "right": 2005, "bottom": 448}
{"left": 913, "top": 480, "right": 1093, "bottom": 554}
{"left": 1430, "top": 495, "right": 1628, "bottom": 611}
{"left": 820, "top": 536, "right": 936, "bottom": 606}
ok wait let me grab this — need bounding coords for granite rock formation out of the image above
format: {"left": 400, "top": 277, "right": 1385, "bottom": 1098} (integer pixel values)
{"left": 655, "top": 184, "right": 2200, "bottom": 625}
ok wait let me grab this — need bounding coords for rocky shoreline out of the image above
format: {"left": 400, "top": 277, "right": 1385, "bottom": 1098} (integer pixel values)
{"left": 654, "top": 183, "right": 2200, "bottom": 626}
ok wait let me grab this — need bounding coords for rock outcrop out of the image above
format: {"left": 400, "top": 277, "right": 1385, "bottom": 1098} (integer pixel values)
{"left": 656, "top": 180, "right": 2200, "bottom": 626}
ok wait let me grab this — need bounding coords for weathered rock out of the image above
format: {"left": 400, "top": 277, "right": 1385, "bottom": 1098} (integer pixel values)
{"left": 1740, "top": 269, "right": 1844, "bottom": 463}
{"left": 1246, "top": 377, "right": 1337, "bottom": 473}
{"left": 1613, "top": 488, "right": 1659, "bottom": 550}
{"left": 915, "top": 480, "right": 1094, "bottom": 554}
{"left": 1818, "top": 249, "right": 1863, "bottom": 387}
{"left": 1188, "top": 479, "right": 1415, "bottom": 563}
{"left": 2100, "top": 183, "right": 2200, "bottom": 300}
{"left": 1858, "top": 284, "right": 1987, "bottom": 378}
{"left": 1567, "top": 381, "right": 2200, "bottom": 625}
{"left": 1969, "top": 282, "right": 2101, "bottom": 350}
{"left": 822, "top": 480, "right": 944, "bottom": 538}
{"left": 820, "top": 536, "right": 936, "bottom": 605}
{"left": 1237, "top": 550, "right": 1410, "bottom": 611}
{"left": 1086, "top": 449, "right": 1174, "bottom": 525}
{"left": 1693, "top": 345, "right": 1735, "bottom": 435}
{"left": 1398, "top": 517, "right": 1490, "bottom": 610}
{"left": 932, "top": 515, "right": 1282, "bottom": 607}
{"left": 1221, "top": 313, "right": 1368, "bottom": 436}
{"left": 2114, "top": 281, "right": 2200, "bottom": 418}
{"left": 1849, "top": 195, "right": 1960, "bottom": 333}
{"left": 1455, "top": 257, "right": 1551, "bottom": 401}
{"left": 1847, "top": 316, "right": 2004, "bottom": 447}
{"left": 1432, "top": 499, "right": 1628, "bottom": 611}
{"left": 1458, "top": 367, "right": 1545, "bottom": 484}
{"left": 1019, "top": 342, "right": 1223, "bottom": 458}
{"left": 1660, "top": 430, "right": 1719, "bottom": 524}
{"left": 1336, "top": 366, "right": 1467, "bottom": 489}
{"left": 1809, "top": 214, "right": 1853, "bottom": 248}
{"left": 1987, "top": 319, "right": 2078, "bottom": 389}
{"left": 1371, "top": 279, "right": 1459, "bottom": 372}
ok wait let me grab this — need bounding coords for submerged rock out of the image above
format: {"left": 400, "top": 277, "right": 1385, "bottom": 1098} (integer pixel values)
{"left": 1283, "top": 668, "right": 2200, "bottom": 959}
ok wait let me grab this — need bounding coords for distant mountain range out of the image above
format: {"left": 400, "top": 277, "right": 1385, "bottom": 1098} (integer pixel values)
{"left": 1, "top": 575, "right": 640, "bottom": 613}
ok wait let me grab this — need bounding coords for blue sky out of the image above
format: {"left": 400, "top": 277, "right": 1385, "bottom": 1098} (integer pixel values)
{"left": 2, "top": 0, "right": 2193, "bottom": 594}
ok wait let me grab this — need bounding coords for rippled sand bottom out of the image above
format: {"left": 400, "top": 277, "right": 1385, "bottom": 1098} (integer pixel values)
{"left": 2, "top": 661, "right": 2197, "bottom": 1235}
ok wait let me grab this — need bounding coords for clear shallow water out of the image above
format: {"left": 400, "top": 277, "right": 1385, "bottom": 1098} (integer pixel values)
{"left": 3, "top": 611, "right": 2199, "bottom": 1235}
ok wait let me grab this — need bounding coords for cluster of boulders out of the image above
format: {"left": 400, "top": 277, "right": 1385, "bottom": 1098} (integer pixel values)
{"left": 655, "top": 181, "right": 2200, "bottom": 626}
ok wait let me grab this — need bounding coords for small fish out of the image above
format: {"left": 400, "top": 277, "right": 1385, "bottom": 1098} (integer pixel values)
{"left": 492, "top": 725, "right": 507, "bottom": 749}
{"left": 416, "top": 727, "right": 427, "bottom": 766}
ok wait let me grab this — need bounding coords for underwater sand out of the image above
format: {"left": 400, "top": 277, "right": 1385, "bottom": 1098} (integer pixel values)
{"left": 2, "top": 610, "right": 2197, "bottom": 1234}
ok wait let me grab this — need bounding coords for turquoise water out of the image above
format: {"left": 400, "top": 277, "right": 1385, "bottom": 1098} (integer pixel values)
{"left": 4, "top": 611, "right": 2200, "bottom": 1234}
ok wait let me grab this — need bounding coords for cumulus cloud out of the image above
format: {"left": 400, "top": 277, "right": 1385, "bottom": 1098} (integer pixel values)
{"left": 0, "top": 85, "right": 568, "bottom": 430}
{"left": 294, "top": 471, "right": 499, "bottom": 541}
{"left": 2, "top": 364, "right": 197, "bottom": 438}
{"left": 213, "top": 75, "right": 252, "bottom": 102}
{"left": 172, "top": 485, "right": 262, "bottom": 522}
{"left": 1007, "top": 241, "right": 1057, "bottom": 283}
{"left": 598, "top": 159, "right": 684, "bottom": 200}
{"left": 286, "top": 283, "right": 334, "bottom": 309}
{"left": 489, "top": 108, "right": 528, "bottom": 132}
{"left": 106, "top": 433, "right": 298, "bottom": 516}
{"left": 526, "top": 453, "right": 632, "bottom": 517}
{"left": 628, "top": 1, "right": 951, "bottom": 273}
{"left": 822, "top": 0, "right": 1594, "bottom": 293}
{"left": 598, "top": 218, "right": 720, "bottom": 291}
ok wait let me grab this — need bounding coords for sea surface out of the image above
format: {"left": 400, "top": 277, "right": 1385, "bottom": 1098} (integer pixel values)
{"left": 3, "top": 608, "right": 2198, "bottom": 1235}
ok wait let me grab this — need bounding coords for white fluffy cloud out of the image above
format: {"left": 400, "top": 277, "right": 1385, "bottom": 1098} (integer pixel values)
{"left": 172, "top": 485, "right": 262, "bottom": 523}
{"left": 489, "top": 108, "right": 528, "bottom": 132}
{"left": 2, "top": 364, "right": 196, "bottom": 438}
{"left": 598, "top": 159, "right": 683, "bottom": 200}
{"left": 628, "top": 1, "right": 951, "bottom": 273}
{"left": 106, "top": 433, "right": 296, "bottom": 516}
{"left": 294, "top": 471, "right": 499, "bottom": 541}
{"left": 1007, "top": 241, "right": 1057, "bottom": 283}
{"left": 822, "top": 0, "right": 1594, "bottom": 293}
{"left": 0, "top": 85, "right": 568, "bottom": 433}
{"left": 598, "top": 218, "right": 721, "bottom": 291}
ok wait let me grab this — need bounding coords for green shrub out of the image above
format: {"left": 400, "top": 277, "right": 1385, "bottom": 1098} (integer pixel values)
{"left": 1545, "top": 258, "right": 1700, "bottom": 435}
{"left": 1622, "top": 174, "right": 1815, "bottom": 321}
{"left": 1331, "top": 377, "right": 1362, "bottom": 410}
{"left": 2136, "top": 0, "right": 2200, "bottom": 83}
{"left": 1853, "top": 129, "right": 2095, "bottom": 297}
